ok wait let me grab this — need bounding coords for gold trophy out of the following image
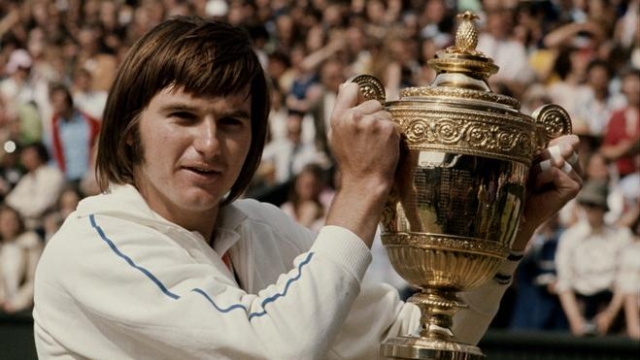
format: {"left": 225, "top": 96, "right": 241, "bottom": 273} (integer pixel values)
{"left": 350, "top": 12, "right": 572, "bottom": 360}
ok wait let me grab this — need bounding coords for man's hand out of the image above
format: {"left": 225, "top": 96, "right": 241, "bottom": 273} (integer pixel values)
{"left": 325, "top": 82, "right": 400, "bottom": 246}
{"left": 513, "top": 135, "right": 583, "bottom": 251}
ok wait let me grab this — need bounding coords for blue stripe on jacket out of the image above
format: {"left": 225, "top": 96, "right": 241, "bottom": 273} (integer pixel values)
{"left": 89, "top": 214, "right": 314, "bottom": 320}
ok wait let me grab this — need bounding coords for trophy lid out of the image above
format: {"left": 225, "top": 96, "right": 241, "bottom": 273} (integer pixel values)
{"left": 399, "top": 11, "right": 521, "bottom": 111}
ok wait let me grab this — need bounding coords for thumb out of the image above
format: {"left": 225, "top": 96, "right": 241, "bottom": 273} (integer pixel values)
{"left": 331, "top": 82, "right": 360, "bottom": 121}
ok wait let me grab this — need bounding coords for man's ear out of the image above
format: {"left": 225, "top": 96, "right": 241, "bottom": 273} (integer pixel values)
{"left": 125, "top": 132, "right": 134, "bottom": 146}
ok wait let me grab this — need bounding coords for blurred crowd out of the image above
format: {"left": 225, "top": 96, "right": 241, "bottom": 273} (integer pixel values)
{"left": 0, "top": 0, "right": 638, "bottom": 341}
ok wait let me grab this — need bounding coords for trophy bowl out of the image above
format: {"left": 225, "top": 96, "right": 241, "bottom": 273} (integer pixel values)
{"left": 350, "top": 12, "right": 572, "bottom": 360}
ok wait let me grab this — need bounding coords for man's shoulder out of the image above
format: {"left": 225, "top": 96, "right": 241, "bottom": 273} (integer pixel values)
{"left": 231, "top": 198, "right": 292, "bottom": 225}
{"left": 228, "top": 198, "right": 313, "bottom": 250}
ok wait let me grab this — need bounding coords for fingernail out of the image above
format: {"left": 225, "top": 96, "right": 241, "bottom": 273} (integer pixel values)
{"left": 548, "top": 145, "right": 562, "bottom": 161}
{"left": 539, "top": 159, "right": 552, "bottom": 172}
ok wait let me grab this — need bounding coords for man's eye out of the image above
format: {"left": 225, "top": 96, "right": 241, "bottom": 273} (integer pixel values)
{"left": 171, "top": 111, "right": 197, "bottom": 120}
{"left": 219, "top": 117, "right": 244, "bottom": 127}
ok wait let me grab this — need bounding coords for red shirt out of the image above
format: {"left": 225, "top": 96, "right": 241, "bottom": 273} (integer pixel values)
{"left": 602, "top": 108, "right": 640, "bottom": 177}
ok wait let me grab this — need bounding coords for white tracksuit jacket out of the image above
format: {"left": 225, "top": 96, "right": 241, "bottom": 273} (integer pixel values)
{"left": 34, "top": 184, "right": 518, "bottom": 359}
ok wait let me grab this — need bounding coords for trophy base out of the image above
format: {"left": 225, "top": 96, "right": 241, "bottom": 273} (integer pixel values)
{"left": 381, "top": 335, "right": 484, "bottom": 360}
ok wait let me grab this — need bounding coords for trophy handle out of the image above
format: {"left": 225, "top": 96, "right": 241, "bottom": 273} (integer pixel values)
{"left": 532, "top": 104, "right": 573, "bottom": 151}
{"left": 347, "top": 74, "right": 387, "bottom": 106}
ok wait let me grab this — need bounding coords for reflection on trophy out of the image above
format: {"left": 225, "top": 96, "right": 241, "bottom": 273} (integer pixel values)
{"left": 350, "top": 12, "right": 572, "bottom": 360}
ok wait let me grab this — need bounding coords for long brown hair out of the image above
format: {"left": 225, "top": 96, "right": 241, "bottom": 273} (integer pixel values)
{"left": 95, "top": 16, "right": 270, "bottom": 205}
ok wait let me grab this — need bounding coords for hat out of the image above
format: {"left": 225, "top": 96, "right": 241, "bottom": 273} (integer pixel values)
{"left": 577, "top": 180, "right": 609, "bottom": 211}
{"left": 205, "top": 0, "right": 228, "bottom": 17}
{"left": 6, "top": 49, "right": 32, "bottom": 75}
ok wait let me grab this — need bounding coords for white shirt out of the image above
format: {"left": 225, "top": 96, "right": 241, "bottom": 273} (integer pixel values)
{"left": 73, "top": 90, "right": 108, "bottom": 120}
{"left": 555, "top": 221, "right": 633, "bottom": 295}
{"left": 34, "top": 184, "right": 517, "bottom": 359}
{"left": 617, "top": 240, "right": 640, "bottom": 294}
{"left": 261, "top": 138, "right": 327, "bottom": 183}
{"left": 477, "top": 33, "right": 535, "bottom": 85}
{"left": 0, "top": 231, "right": 42, "bottom": 311}
{"left": 5, "top": 165, "right": 65, "bottom": 229}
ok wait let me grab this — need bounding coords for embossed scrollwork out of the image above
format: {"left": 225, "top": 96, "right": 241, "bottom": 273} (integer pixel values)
{"left": 435, "top": 118, "right": 463, "bottom": 144}
{"left": 405, "top": 120, "right": 430, "bottom": 143}
{"left": 466, "top": 125, "right": 492, "bottom": 147}
{"left": 532, "top": 104, "right": 572, "bottom": 150}
{"left": 347, "top": 74, "right": 386, "bottom": 105}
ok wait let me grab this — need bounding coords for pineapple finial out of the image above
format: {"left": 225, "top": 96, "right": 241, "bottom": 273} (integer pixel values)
{"left": 454, "top": 11, "right": 480, "bottom": 53}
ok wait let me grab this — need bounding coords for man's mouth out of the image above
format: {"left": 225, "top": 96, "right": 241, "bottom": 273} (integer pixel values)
{"left": 186, "top": 166, "right": 220, "bottom": 175}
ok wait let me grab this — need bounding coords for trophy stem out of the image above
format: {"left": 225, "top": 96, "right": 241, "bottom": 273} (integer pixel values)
{"left": 412, "top": 289, "right": 463, "bottom": 340}
{"left": 380, "top": 289, "right": 485, "bottom": 360}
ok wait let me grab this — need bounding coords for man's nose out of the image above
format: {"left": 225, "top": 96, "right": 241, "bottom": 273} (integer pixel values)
{"left": 193, "top": 118, "right": 221, "bottom": 157}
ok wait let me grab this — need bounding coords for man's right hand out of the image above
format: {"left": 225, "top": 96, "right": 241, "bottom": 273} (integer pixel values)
{"left": 325, "top": 82, "right": 400, "bottom": 247}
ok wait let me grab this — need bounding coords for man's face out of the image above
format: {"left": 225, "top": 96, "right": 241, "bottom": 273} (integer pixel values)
{"left": 133, "top": 86, "right": 252, "bottom": 229}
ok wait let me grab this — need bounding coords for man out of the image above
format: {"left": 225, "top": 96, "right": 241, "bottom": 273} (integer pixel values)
{"left": 555, "top": 180, "right": 633, "bottom": 336}
{"left": 5, "top": 142, "right": 65, "bottom": 231}
{"left": 261, "top": 109, "right": 328, "bottom": 184}
{"left": 34, "top": 17, "right": 582, "bottom": 359}
{"left": 48, "top": 82, "right": 101, "bottom": 185}
{"left": 600, "top": 67, "right": 640, "bottom": 179}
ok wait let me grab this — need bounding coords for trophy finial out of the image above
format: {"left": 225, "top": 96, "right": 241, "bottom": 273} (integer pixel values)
{"left": 427, "top": 11, "right": 498, "bottom": 83}
{"left": 454, "top": 11, "right": 480, "bottom": 53}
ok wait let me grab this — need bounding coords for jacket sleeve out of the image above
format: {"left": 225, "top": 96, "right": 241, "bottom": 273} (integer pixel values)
{"left": 35, "top": 215, "right": 373, "bottom": 360}
{"left": 329, "top": 256, "right": 518, "bottom": 360}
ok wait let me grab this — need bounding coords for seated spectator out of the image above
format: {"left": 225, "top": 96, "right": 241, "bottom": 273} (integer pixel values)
{"left": 572, "top": 59, "right": 617, "bottom": 136}
{"left": 261, "top": 109, "right": 328, "bottom": 184}
{"left": 0, "top": 49, "right": 36, "bottom": 106}
{"left": 5, "top": 142, "right": 65, "bottom": 231}
{"left": 509, "top": 215, "right": 568, "bottom": 331}
{"left": 280, "top": 163, "right": 330, "bottom": 233}
{"left": 48, "top": 82, "right": 101, "bottom": 185}
{"left": 42, "top": 186, "right": 84, "bottom": 243}
{"left": 595, "top": 203, "right": 640, "bottom": 339}
{"left": 0, "top": 205, "right": 43, "bottom": 314}
{"left": 477, "top": 3, "right": 535, "bottom": 98}
{"left": 71, "top": 68, "right": 108, "bottom": 120}
{"left": 600, "top": 67, "right": 640, "bottom": 179}
{"left": 555, "top": 180, "right": 633, "bottom": 336}
{"left": 559, "top": 151, "right": 624, "bottom": 227}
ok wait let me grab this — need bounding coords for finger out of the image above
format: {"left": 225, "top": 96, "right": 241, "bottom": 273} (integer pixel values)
{"left": 533, "top": 162, "right": 583, "bottom": 190}
{"left": 536, "top": 142, "right": 574, "bottom": 163}
{"left": 331, "top": 82, "right": 360, "bottom": 120}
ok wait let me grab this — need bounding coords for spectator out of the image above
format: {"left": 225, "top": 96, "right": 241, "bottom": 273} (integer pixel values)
{"left": 555, "top": 179, "right": 633, "bottom": 336}
{"left": 0, "top": 205, "right": 43, "bottom": 314}
{"left": 600, "top": 67, "right": 640, "bottom": 179}
{"left": 42, "top": 186, "right": 84, "bottom": 244}
{"left": 75, "top": 25, "right": 118, "bottom": 92}
{"left": 0, "top": 49, "right": 36, "bottom": 106}
{"left": 509, "top": 215, "right": 568, "bottom": 331}
{"left": 311, "top": 58, "right": 347, "bottom": 156}
{"left": 280, "top": 163, "right": 330, "bottom": 233}
{"left": 477, "top": 1, "right": 535, "bottom": 97}
{"left": 595, "top": 204, "right": 640, "bottom": 339}
{"left": 48, "top": 82, "right": 101, "bottom": 184}
{"left": 559, "top": 151, "right": 624, "bottom": 227}
{"left": 261, "top": 109, "right": 328, "bottom": 184}
{"left": 572, "top": 59, "right": 617, "bottom": 136}
{"left": 4, "top": 141, "right": 65, "bottom": 231}
{"left": 71, "top": 68, "right": 108, "bottom": 120}
{"left": 0, "top": 139, "right": 22, "bottom": 201}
